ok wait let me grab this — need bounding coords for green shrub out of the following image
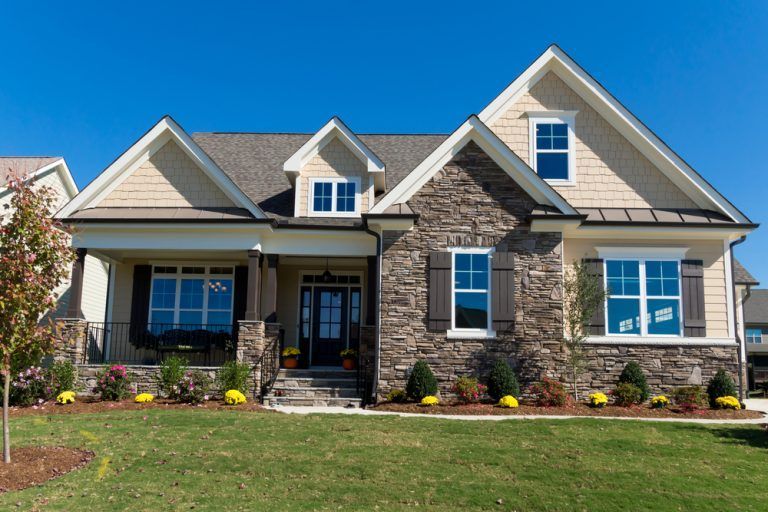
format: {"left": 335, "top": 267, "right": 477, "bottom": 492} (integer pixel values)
{"left": 487, "top": 360, "right": 520, "bottom": 400}
{"left": 671, "top": 386, "right": 708, "bottom": 411}
{"left": 706, "top": 369, "right": 737, "bottom": 408}
{"left": 406, "top": 361, "right": 438, "bottom": 401}
{"left": 47, "top": 360, "right": 77, "bottom": 395}
{"left": 10, "top": 366, "right": 48, "bottom": 406}
{"left": 177, "top": 370, "right": 212, "bottom": 404}
{"left": 618, "top": 362, "right": 650, "bottom": 402}
{"left": 531, "top": 377, "right": 568, "bottom": 407}
{"left": 216, "top": 361, "right": 251, "bottom": 395}
{"left": 158, "top": 356, "right": 189, "bottom": 399}
{"left": 386, "top": 389, "right": 407, "bottom": 403}
{"left": 613, "top": 382, "right": 642, "bottom": 406}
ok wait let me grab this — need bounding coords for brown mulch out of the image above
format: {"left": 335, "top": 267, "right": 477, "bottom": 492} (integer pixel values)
{"left": 9, "top": 397, "right": 268, "bottom": 417}
{"left": 0, "top": 447, "right": 93, "bottom": 493}
{"left": 373, "top": 401, "right": 765, "bottom": 419}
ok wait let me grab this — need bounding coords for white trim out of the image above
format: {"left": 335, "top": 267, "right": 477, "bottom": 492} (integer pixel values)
{"left": 586, "top": 336, "right": 737, "bottom": 346}
{"left": 528, "top": 112, "right": 577, "bottom": 186}
{"left": 596, "top": 246, "right": 689, "bottom": 259}
{"left": 448, "top": 246, "right": 495, "bottom": 338}
{"left": 724, "top": 239, "right": 736, "bottom": 338}
{"left": 56, "top": 116, "right": 266, "bottom": 219}
{"left": 370, "top": 116, "right": 578, "bottom": 216}
{"left": 477, "top": 45, "right": 750, "bottom": 223}
{"left": 1, "top": 158, "right": 79, "bottom": 202}
{"left": 307, "top": 176, "right": 362, "bottom": 217}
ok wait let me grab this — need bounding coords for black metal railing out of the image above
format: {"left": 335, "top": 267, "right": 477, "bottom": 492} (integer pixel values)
{"left": 257, "top": 330, "right": 282, "bottom": 402}
{"left": 85, "top": 322, "right": 237, "bottom": 366}
{"left": 357, "top": 352, "right": 374, "bottom": 406}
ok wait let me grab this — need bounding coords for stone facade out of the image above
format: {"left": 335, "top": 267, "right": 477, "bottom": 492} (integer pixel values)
{"left": 75, "top": 364, "right": 220, "bottom": 396}
{"left": 53, "top": 319, "right": 88, "bottom": 364}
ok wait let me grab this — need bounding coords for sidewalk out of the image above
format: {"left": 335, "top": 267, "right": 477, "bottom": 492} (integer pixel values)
{"left": 268, "top": 405, "right": 768, "bottom": 424}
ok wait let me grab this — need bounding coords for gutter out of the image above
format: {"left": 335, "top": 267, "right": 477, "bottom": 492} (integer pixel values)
{"left": 730, "top": 235, "right": 748, "bottom": 402}
{"left": 362, "top": 219, "right": 383, "bottom": 405}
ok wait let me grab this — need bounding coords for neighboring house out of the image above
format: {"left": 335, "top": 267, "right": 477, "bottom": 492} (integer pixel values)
{"left": 0, "top": 157, "right": 109, "bottom": 324}
{"left": 742, "top": 286, "right": 768, "bottom": 390}
{"left": 53, "top": 45, "right": 758, "bottom": 404}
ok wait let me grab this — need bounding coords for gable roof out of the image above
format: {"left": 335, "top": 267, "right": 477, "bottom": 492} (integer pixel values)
{"left": 57, "top": 116, "right": 266, "bottom": 219}
{"left": 734, "top": 258, "right": 760, "bottom": 286}
{"left": 369, "top": 115, "right": 578, "bottom": 216}
{"left": 477, "top": 44, "right": 751, "bottom": 224}
{"left": 0, "top": 157, "right": 78, "bottom": 199}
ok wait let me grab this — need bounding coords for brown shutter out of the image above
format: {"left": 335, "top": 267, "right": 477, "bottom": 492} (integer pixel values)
{"left": 583, "top": 259, "right": 605, "bottom": 335}
{"left": 129, "top": 265, "right": 152, "bottom": 343}
{"left": 681, "top": 259, "right": 706, "bottom": 337}
{"left": 428, "top": 251, "right": 452, "bottom": 331}
{"left": 491, "top": 252, "right": 515, "bottom": 331}
{"left": 232, "top": 266, "right": 248, "bottom": 323}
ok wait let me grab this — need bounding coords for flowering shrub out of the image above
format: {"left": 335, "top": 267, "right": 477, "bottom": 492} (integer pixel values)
{"left": 420, "top": 395, "right": 439, "bottom": 406}
{"left": 224, "top": 389, "right": 247, "bottom": 406}
{"left": 451, "top": 376, "right": 487, "bottom": 403}
{"left": 531, "top": 378, "right": 568, "bottom": 407}
{"left": 135, "top": 393, "right": 154, "bottom": 403}
{"left": 56, "top": 391, "right": 75, "bottom": 405}
{"left": 10, "top": 366, "right": 49, "bottom": 406}
{"left": 714, "top": 396, "right": 741, "bottom": 410}
{"left": 588, "top": 392, "right": 608, "bottom": 408}
{"left": 650, "top": 395, "right": 670, "bottom": 409}
{"left": 498, "top": 395, "right": 519, "bottom": 408}
{"left": 281, "top": 347, "right": 300, "bottom": 357}
{"left": 94, "top": 365, "right": 131, "bottom": 401}
{"left": 671, "top": 386, "right": 708, "bottom": 412}
{"left": 177, "top": 370, "right": 211, "bottom": 404}
{"left": 613, "top": 382, "right": 642, "bottom": 407}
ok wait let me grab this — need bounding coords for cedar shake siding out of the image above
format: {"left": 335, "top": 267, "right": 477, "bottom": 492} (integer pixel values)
{"left": 378, "top": 141, "right": 566, "bottom": 398}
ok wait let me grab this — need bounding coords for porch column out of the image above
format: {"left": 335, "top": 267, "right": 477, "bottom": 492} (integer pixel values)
{"left": 366, "top": 255, "right": 378, "bottom": 326}
{"left": 65, "top": 248, "right": 87, "bottom": 319}
{"left": 264, "top": 254, "right": 279, "bottom": 323}
{"left": 245, "top": 249, "right": 262, "bottom": 321}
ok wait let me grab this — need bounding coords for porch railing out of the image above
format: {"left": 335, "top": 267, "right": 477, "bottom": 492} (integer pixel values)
{"left": 357, "top": 352, "right": 374, "bottom": 406}
{"left": 84, "top": 322, "right": 237, "bottom": 366}
{"left": 257, "top": 329, "right": 283, "bottom": 402}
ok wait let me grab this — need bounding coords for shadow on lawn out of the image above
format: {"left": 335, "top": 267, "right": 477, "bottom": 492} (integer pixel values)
{"left": 707, "top": 424, "right": 768, "bottom": 449}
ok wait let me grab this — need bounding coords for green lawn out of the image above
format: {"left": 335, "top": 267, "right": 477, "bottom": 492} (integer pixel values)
{"left": 2, "top": 409, "right": 767, "bottom": 511}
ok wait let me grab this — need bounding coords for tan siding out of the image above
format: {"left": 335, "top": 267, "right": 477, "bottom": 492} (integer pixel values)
{"left": 111, "top": 260, "right": 139, "bottom": 323}
{"left": 563, "top": 239, "right": 729, "bottom": 337}
{"left": 297, "top": 137, "right": 368, "bottom": 216}
{"left": 490, "top": 72, "right": 698, "bottom": 209}
{"left": 99, "top": 140, "right": 235, "bottom": 208}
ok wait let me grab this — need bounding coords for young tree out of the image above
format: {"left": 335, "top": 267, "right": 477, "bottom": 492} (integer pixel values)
{"left": 562, "top": 261, "right": 608, "bottom": 401}
{"left": 0, "top": 169, "right": 74, "bottom": 463}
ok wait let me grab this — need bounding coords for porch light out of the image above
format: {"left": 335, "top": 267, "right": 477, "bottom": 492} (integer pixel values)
{"left": 322, "top": 258, "right": 333, "bottom": 283}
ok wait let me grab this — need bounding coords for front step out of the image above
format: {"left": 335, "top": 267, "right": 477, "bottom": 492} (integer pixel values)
{"left": 264, "top": 395, "right": 362, "bottom": 408}
{"left": 266, "top": 368, "right": 362, "bottom": 407}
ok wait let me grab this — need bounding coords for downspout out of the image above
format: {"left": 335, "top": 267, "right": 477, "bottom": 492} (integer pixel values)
{"left": 363, "top": 222, "right": 382, "bottom": 404}
{"left": 729, "top": 235, "right": 747, "bottom": 401}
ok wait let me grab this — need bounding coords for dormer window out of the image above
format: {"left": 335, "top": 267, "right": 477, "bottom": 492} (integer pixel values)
{"left": 528, "top": 111, "right": 576, "bottom": 185}
{"left": 308, "top": 177, "right": 361, "bottom": 216}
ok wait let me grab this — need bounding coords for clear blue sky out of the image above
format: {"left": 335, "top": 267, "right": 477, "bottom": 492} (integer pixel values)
{"left": 1, "top": 1, "right": 766, "bottom": 282}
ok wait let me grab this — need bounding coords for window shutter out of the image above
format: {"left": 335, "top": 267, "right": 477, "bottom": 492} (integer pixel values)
{"left": 232, "top": 266, "right": 248, "bottom": 323}
{"left": 681, "top": 259, "right": 706, "bottom": 337}
{"left": 583, "top": 259, "right": 605, "bottom": 336}
{"left": 428, "top": 252, "right": 452, "bottom": 331}
{"left": 491, "top": 252, "right": 515, "bottom": 331}
{"left": 129, "top": 265, "right": 152, "bottom": 340}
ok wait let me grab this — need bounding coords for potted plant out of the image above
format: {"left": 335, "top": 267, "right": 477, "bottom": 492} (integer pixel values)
{"left": 340, "top": 348, "right": 357, "bottom": 370}
{"left": 281, "top": 347, "right": 300, "bottom": 369}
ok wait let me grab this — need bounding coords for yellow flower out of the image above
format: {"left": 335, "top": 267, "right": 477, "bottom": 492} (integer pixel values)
{"left": 498, "top": 395, "right": 519, "bottom": 408}
{"left": 589, "top": 392, "right": 608, "bottom": 408}
{"left": 715, "top": 396, "right": 741, "bottom": 410}
{"left": 56, "top": 391, "right": 76, "bottom": 405}
{"left": 134, "top": 393, "right": 154, "bottom": 403}
{"left": 420, "top": 395, "right": 439, "bottom": 406}
{"left": 651, "top": 395, "right": 669, "bottom": 409}
{"left": 281, "top": 347, "right": 301, "bottom": 357}
{"left": 225, "top": 389, "right": 247, "bottom": 406}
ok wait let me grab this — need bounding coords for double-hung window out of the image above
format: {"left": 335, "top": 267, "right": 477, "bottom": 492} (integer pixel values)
{"left": 308, "top": 177, "right": 360, "bottom": 216}
{"left": 149, "top": 265, "right": 235, "bottom": 333}
{"left": 747, "top": 328, "right": 764, "bottom": 344}
{"left": 605, "top": 259, "right": 682, "bottom": 337}
{"left": 451, "top": 248, "right": 493, "bottom": 335}
{"left": 529, "top": 112, "right": 576, "bottom": 184}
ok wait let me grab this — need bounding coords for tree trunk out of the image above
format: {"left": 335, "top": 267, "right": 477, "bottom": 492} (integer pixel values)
{"left": 2, "top": 369, "right": 10, "bottom": 463}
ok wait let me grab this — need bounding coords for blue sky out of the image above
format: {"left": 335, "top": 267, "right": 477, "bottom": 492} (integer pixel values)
{"left": 1, "top": 1, "right": 766, "bottom": 282}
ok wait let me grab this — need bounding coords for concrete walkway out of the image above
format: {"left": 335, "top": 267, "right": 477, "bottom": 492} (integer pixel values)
{"left": 267, "top": 404, "right": 768, "bottom": 425}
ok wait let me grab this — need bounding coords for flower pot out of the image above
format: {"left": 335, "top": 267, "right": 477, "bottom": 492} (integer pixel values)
{"left": 283, "top": 357, "right": 299, "bottom": 369}
{"left": 342, "top": 358, "right": 356, "bottom": 371}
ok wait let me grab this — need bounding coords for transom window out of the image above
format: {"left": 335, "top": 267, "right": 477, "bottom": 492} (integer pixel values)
{"left": 606, "top": 259, "right": 682, "bottom": 336}
{"left": 308, "top": 177, "right": 360, "bottom": 216}
{"left": 747, "top": 328, "right": 764, "bottom": 344}
{"left": 529, "top": 113, "right": 576, "bottom": 183}
{"left": 149, "top": 265, "right": 235, "bottom": 332}
{"left": 451, "top": 249, "right": 492, "bottom": 333}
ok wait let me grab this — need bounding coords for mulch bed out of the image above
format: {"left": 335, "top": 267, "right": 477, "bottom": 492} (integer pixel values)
{"left": 373, "top": 401, "right": 765, "bottom": 419}
{"left": 9, "top": 397, "right": 268, "bottom": 417}
{"left": 0, "top": 447, "right": 93, "bottom": 493}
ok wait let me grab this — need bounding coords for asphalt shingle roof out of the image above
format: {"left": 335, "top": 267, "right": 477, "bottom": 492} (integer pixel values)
{"left": 745, "top": 289, "right": 768, "bottom": 324}
{"left": 734, "top": 258, "right": 759, "bottom": 286}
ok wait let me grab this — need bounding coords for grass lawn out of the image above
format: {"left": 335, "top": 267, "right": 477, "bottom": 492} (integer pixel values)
{"left": 1, "top": 409, "right": 766, "bottom": 511}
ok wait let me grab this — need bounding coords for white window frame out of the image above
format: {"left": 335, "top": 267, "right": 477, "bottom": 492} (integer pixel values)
{"left": 604, "top": 257, "right": 684, "bottom": 338}
{"left": 308, "top": 177, "right": 362, "bottom": 217}
{"left": 148, "top": 264, "right": 236, "bottom": 328}
{"left": 746, "top": 328, "right": 764, "bottom": 344}
{"left": 528, "top": 111, "right": 577, "bottom": 186}
{"left": 447, "top": 247, "right": 495, "bottom": 339}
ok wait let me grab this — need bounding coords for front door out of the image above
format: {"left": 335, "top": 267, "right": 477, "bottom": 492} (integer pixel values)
{"left": 311, "top": 287, "right": 348, "bottom": 366}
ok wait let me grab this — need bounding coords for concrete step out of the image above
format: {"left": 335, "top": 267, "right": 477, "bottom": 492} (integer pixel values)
{"left": 270, "top": 385, "right": 360, "bottom": 399}
{"left": 276, "top": 376, "right": 357, "bottom": 389}
{"left": 265, "top": 395, "right": 362, "bottom": 408}
{"left": 277, "top": 368, "right": 356, "bottom": 379}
